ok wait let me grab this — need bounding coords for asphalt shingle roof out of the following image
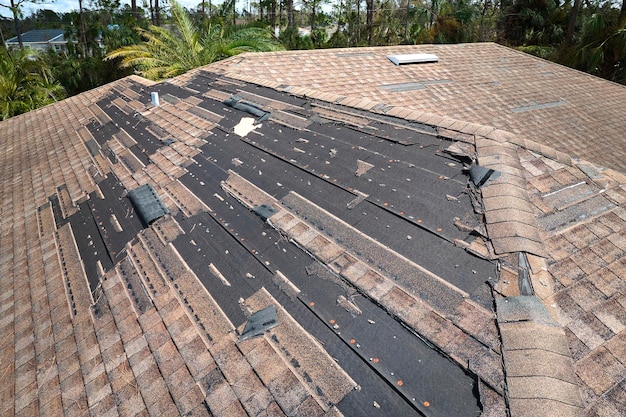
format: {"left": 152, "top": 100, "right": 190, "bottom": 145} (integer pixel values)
{"left": 5, "top": 29, "right": 65, "bottom": 44}
{"left": 1, "top": 44, "right": 625, "bottom": 417}
{"left": 210, "top": 43, "right": 626, "bottom": 174}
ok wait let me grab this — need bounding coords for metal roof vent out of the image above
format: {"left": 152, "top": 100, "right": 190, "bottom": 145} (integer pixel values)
{"left": 387, "top": 53, "right": 439, "bottom": 65}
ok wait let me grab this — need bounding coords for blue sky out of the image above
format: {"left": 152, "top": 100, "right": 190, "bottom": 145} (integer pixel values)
{"left": 1, "top": 0, "right": 221, "bottom": 19}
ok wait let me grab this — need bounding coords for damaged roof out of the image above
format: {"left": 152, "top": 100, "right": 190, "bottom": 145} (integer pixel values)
{"left": 210, "top": 43, "right": 626, "bottom": 174}
{"left": 1, "top": 43, "right": 625, "bottom": 417}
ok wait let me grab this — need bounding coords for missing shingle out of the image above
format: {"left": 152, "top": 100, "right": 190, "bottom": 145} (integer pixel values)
{"left": 387, "top": 53, "right": 439, "bottom": 65}
{"left": 378, "top": 79, "right": 451, "bottom": 93}
{"left": 511, "top": 99, "right": 566, "bottom": 113}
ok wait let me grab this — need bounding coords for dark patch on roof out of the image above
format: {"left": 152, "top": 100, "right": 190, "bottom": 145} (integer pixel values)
{"left": 253, "top": 204, "right": 278, "bottom": 220}
{"left": 379, "top": 80, "right": 451, "bottom": 92}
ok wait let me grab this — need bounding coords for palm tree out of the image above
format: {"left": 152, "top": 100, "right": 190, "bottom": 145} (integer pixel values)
{"left": 567, "top": 8, "right": 626, "bottom": 83}
{"left": 0, "top": 48, "right": 65, "bottom": 120}
{"left": 105, "top": 0, "right": 282, "bottom": 80}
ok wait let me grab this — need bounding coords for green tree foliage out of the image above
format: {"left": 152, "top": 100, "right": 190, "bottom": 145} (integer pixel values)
{"left": 105, "top": 0, "right": 283, "bottom": 80}
{"left": 501, "top": 0, "right": 567, "bottom": 46}
{"left": 560, "top": 3, "right": 626, "bottom": 83}
{"left": 0, "top": 0, "right": 45, "bottom": 48}
{"left": 0, "top": 47, "right": 65, "bottom": 120}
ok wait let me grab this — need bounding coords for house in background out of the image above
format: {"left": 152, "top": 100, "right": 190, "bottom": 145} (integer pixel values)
{"left": 5, "top": 28, "right": 68, "bottom": 53}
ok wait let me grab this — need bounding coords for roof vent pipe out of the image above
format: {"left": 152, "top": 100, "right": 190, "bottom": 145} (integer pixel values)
{"left": 151, "top": 92, "right": 160, "bottom": 107}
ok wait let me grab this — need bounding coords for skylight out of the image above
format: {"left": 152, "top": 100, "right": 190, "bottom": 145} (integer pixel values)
{"left": 387, "top": 53, "right": 439, "bottom": 65}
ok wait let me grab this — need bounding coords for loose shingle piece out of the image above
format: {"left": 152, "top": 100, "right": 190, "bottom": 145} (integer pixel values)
{"left": 2, "top": 45, "right": 625, "bottom": 417}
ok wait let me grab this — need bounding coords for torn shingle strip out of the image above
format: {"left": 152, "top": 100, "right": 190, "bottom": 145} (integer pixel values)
{"left": 280, "top": 191, "right": 468, "bottom": 316}
{"left": 223, "top": 95, "right": 271, "bottom": 122}
{"left": 241, "top": 288, "right": 357, "bottom": 408}
{"left": 510, "top": 99, "right": 567, "bottom": 113}
{"left": 469, "top": 165, "right": 501, "bottom": 188}
{"left": 224, "top": 181, "right": 503, "bottom": 392}
{"left": 538, "top": 194, "right": 616, "bottom": 232}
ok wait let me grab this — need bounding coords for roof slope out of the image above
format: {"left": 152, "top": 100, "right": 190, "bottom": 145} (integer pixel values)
{"left": 210, "top": 43, "right": 626, "bottom": 174}
{"left": 6, "top": 29, "right": 65, "bottom": 44}
{"left": 1, "top": 44, "right": 625, "bottom": 417}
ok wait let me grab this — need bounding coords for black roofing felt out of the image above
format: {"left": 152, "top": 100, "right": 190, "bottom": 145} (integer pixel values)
{"left": 66, "top": 176, "right": 144, "bottom": 292}
{"left": 64, "top": 72, "right": 497, "bottom": 416}
{"left": 173, "top": 204, "right": 480, "bottom": 417}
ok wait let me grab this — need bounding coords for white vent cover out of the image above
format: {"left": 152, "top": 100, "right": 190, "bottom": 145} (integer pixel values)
{"left": 387, "top": 53, "right": 439, "bottom": 65}
{"left": 151, "top": 92, "right": 160, "bottom": 107}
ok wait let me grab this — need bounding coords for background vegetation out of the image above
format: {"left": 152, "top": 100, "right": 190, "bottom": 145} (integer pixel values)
{"left": 1, "top": 0, "right": 624, "bottom": 119}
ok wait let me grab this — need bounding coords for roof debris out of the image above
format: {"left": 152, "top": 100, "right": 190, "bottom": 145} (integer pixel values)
{"left": 469, "top": 165, "right": 501, "bottom": 188}
{"left": 238, "top": 304, "right": 279, "bottom": 342}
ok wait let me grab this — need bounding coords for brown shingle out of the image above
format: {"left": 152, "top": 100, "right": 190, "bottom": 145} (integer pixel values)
{"left": 508, "top": 398, "right": 582, "bottom": 417}
{"left": 567, "top": 315, "right": 611, "bottom": 351}
{"left": 549, "top": 258, "right": 586, "bottom": 288}
{"left": 178, "top": 336, "right": 215, "bottom": 379}
{"left": 507, "top": 375, "right": 582, "bottom": 407}
{"left": 144, "top": 321, "right": 171, "bottom": 352}
{"left": 576, "top": 347, "right": 626, "bottom": 395}
{"left": 499, "top": 320, "right": 571, "bottom": 356}
{"left": 154, "top": 339, "right": 185, "bottom": 376}
{"left": 176, "top": 384, "right": 206, "bottom": 415}
{"left": 590, "top": 238, "right": 625, "bottom": 264}
{"left": 85, "top": 372, "right": 111, "bottom": 405}
{"left": 570, "top": 249, "right": 608, "bottom": 275}
{"left": 267, "top": 369, "right": 309, "bottom": 415}
{"left": 593, "top": 299, "right": 626, "bottom": 334}
{"left": 86, "top": 392, "right": 116, "bottom": 417}
{"left": 503, "top": 349, "right": 578, "bottom": 383}
{"left": 245, "top": 339, "right": 288, "bottom": 385}
{"left": 415, "top": 311, "right": 463, "bottom": 348}
{"left": 590, "top": 269, "right": 626, "bottom": 298}
{"left": 212, "top": 338, "right": 251, "bottom": 384}
{"left": 568, "top": 280, "right": 608, "bottom": 311}
{"left": 204, "top": 376, "right": 240, "bottom": 415}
